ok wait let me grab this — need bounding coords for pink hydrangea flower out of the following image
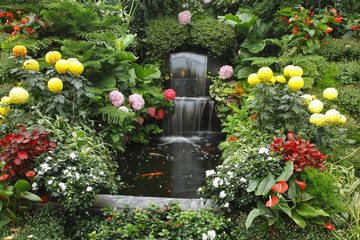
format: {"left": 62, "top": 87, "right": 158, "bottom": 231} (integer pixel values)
{"left": 118, "top": 106, "right": 129, "bottom": 113}
{"left": 129, "top": 94, "right": 145, "bottom": 111}
{"left": 203, "top": 0, "right": 212, "bottom": 3}
{"left": 148, "top": 107, "right": 156, "bottom": 117}
{"left": 219, "top": 65, "right": 233, "bottom": 79}
{"left": 109, "top": 90, "right": 124, "bottom": 107}
{"left": 178, "top": 11, "right": 192, "bottom": 25}
{"left": 155, "top": 109, "right": 164, "bottom": 120}
{"left": 163, "top": 89, "right": 176, "bottom": 101}
{"left": 136, "top": 117, "right": 144, "bottom": 125}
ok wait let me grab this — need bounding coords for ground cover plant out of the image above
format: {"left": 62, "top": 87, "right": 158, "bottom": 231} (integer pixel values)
{"left": 0, "top": 0, "right": 359, "bottom": 239}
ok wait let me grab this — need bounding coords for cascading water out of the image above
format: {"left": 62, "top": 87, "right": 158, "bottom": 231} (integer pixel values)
{"left": 118, "top": 52, "right": 222, "bottom": 198}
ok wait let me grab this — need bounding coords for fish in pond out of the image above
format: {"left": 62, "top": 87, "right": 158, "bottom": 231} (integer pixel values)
{"left": 199, "top": 147, "right": 215, "bottom": 152}
{"left": 136, "top": 172, "right": 163, "bottom": 179}
{"left": 149, "top": 152, "right": 165, "bottom": 157}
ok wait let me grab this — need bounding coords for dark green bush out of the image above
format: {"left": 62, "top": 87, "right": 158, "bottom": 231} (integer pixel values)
{"left": 145, "top": 17, "right": 189, "bottom": 56}
{"left": 337, "top": 85, "right": 360, "bottom": 119}
{"left": 0, "top": 50, "right": 18, "bottom": 85}
{"left": 317, "top": 38, "right": 360, "bottom": 62}
{"left": 316, "top": 62, "right": 338, "bottom": 89}
{"left": 230, "top": 212, "right": 333, "bottom": 240}
{"left": 336, "top": 60, "right": 360, "bottom": 85}
{"left": 189, "top": 17, "right": 237, "bottom": 57}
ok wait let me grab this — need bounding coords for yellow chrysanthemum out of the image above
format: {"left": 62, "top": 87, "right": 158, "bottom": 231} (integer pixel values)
{"left": 247, "top": 73, "right": 260, "bottom": 86}
{"left": 12, "top": 45, "right": 27, "bottom": 56}
{"left": 276, "top": 76, "right": 286, "bottom": 84}
{"left": 309, "top": 113, "right": 326, "bottom": 127}
{"left": 283, "top": 65, "right": 294, "bottom": 77}
{"left": 323, "top": 88, "right": 338, "bottom": 100}
{"left": 9, "top": 87, "right": 29, "bottom": 104}
{"left": 337, "top": 114, "right": 346, "bottom": 124}
{"left": 55, "top": 59, "right": 70, "bottom": 74}
{"left": 45, "top": 51, "right": 62, "bottom": 65}
{"left": 67, "top": 58, "right": 79, "bottom": 63}
{"left": 68, "top": 61, "right": 84, "bottom": 76}
{"left": 301, "top": 94, "right": 312, "bottom": 105}
{"left": 23, "top": 59, "right": 40, "bottom": 72}
{"left": 0, "top": 102, "right": 10, "bottom": 116}
{"left": 312, "top": 95, "right": 317, "bottom": 100}
{"left": 288, "top": 76, "right": 304, "bottom": 91}
{"left": 48, "top": 78, "right": 63, "bottom": 93}
{"left": 325, "top": 109, "right": 340, "bottom": 123}
{"left": 1, "top": 96, "right": 11, "bottom": 104}
{"left": 289, "top": 66, "right": 303, "bottom": 77}
{"left": 308, "top": 99, "right": 323, "bottom": 113}
{"left": 0, "top": 115, "right": 4, "bottom": 124}
{"left": 257, "top": 67, "right": 273, "bottom": 82}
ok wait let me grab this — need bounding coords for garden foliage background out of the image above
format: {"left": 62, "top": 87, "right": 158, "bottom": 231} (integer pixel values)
{"left": 0, "top": 0, "right": 360, "bottom": 239}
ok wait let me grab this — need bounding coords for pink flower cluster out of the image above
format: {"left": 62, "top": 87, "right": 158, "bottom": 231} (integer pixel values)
{"left": 118, "top": 106, "right": 129, "bottom": 113}
{"left": 155, "top": 109, "right": 165, "bottom": 120}
{"left": 178, "top": 11, "right": 192, "bottom": 25}
{"left": 129, "top": 94, "right": 145, "bottom": 111}
{"left": 163, "top": 89, "right": 176, "bottom": 101}
{"left": 219, "top": 65, "right": 233, "bottom": 79}
{"left": 148, "top": 107, "right": 155, "bottom": 117}
{"left": 136, "top": 117, "right": 144, "bottom": 125}
{"left": 109, "top": 90, "right": 124, "bottom": 106}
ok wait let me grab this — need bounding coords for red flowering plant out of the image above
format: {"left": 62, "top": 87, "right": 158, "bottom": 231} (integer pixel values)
{"left": 0, "top": 124, "right": 56, "bottom": 179}
{"left": 276, "top": 6, "right": 342, "bottom": 54}
{"left": 0, "top": 9, "right": 53, "bottom": 37}
{"left": 270, "top": 131, "right": 327, "bottom": 172}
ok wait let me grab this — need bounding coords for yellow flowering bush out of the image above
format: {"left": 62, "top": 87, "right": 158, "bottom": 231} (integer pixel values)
{"left": 308, "top": 100, "right": 324, "bottom": 113}
{"left": 301, "top": 94, "right": 312, "bottom": 105}
{"left": 9, "top": 87, "right": 29, "bottom": 104}
{"left": 247, "top": 73, "right": 260, "bottom": 86}
{"left": 23, "top": 59, "right": 40, "bottom": 72}
{"left": 275, "top": 76, "right": 286, "bottom": 83}
{"left": 69, "top": 61, "right": 84, "bottom": 76}
{"left": 325, "top": 109, "right": 340, "bottom": 123}
{"left": 55, "top": 59, "right": 70, "bottom": 74}
{"left": 289, "top": 66, "right": 303, "bottom": 77}
{"left": 288, "top": 76, "right": 304, "bottom": 91}
{"left": 283, "top": 65, "right": 294, "bottom": 77}
{"left": 1, "top": 96, "right": 11, "bottom": 104}
{"left": 310, "top": 113, "right": 326, "bottom": 126}
{"left": 12, "top": 45, "right": 27, "bottom": 56}
{"left": 45, "top": 51, "right": 62, "bottom": 65}
{"left": 323, "top": 88, "right": 338, "bottom": 100}
{"left": 48, "top": 78, "right": 63, "bottom": 93}
{"left": 257, "top": 67, "right": 273, "bottom": 82}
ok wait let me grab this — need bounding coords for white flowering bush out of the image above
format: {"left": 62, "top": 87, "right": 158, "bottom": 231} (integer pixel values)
{"left": 33, "top": 147, "right": 120, "bottom": 211}
{"left": 198, "top": 148, "right": 283, "bottom": 211}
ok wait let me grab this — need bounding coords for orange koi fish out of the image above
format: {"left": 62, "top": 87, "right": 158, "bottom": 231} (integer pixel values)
{"left": 136, "top": 172, "right": 163, "bottom": 180}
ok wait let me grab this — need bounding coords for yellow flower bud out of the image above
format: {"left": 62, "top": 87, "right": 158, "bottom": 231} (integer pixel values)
{"left": 9, "top": 87, "right": 29, "bottom": 104}
{"left": 12, "top": 45, "right": 27, "bottom": 56}
{"left": 48, "top": 78, "right": 63, "bottom": 93}
{"left": 23, "top": 59, "right": 40, "bottom": 72}
{"left": 308, "top": 100, "right": 323, "bottom": 113}
{"left": 288, "top": 76, "right": 304, "bottom": 91}
{"left": 247, "top": 73, "right": 260, "bottom": 86}
{"left": 55, "top": 59, "right": 70, "bottom": 74}
{"left": 69, "top": 61, "right": 84, "bottom": 76}
{"left": 310, "top": 113, "right": 326, "bottom": 127}
{"left": 323, "top": 88, "right": 338, "bottom": 100}
{"left": 45, "top": 51, "right": 62, "bottom": 65}
{"left": 257, "top": 67, "right": 273, "bottom": 82}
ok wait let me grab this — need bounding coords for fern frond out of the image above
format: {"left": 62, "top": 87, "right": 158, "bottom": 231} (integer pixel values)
{"left": 1, "top": 37, "right": 52, "bottom": 52}
{"left": 94, "top": 105, "right": 135, "bottom": 125}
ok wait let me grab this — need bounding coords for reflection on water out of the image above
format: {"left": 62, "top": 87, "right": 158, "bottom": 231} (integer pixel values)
{"left": 118, "top": 133, "right": 223, "bottom": 198}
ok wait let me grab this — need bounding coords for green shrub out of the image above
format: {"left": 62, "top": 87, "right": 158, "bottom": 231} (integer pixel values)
{"left": 336, "top": 60, "right": 360, "bottom": 85}
{"left": 0, "top": 50, "right": 18, "bottom": 85}
{"left": 230, "top": 212, "right": 333, "bottom": 240}
{"left": 145, "top": 17, "right": 189, "bottom": 56}
{"left": 316, "top": 62, "right": 338, "bottom": 89}
{"left": 189, "top": 17, "right": 237, "bottom": 57}
{"left": 317, "top": 38, "right": 360, "bottom": 62}
{"left": 337, "top": 85, "right": 360, "bottom": 119}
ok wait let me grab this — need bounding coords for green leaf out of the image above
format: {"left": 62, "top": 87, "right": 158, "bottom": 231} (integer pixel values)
{"left": 314, "top": 39, "right": 320, "bottom": 49}
{"left": 288, "top": 179, "right": 297, "bottom": 199}
{"left": 307, "top": 29, "right": 315, "bottom": 37}
{"left": 314, "top": 207, "right": 329, "bottom": 217}
{"left": 223, "top": 88, "right": 237, "bottom": 94}
{"left": 310, "top": 216, "right": 325, "bottom": 225}
{"left": 242, "top": 40, "right": 266, "bottom": 53}
{"left": 0, "top": 189, "right": 13, "bottom": 198}
{"left": 255, "top": 173, "right": 276, "bottom": 196}
{"left": 0, "top": 213, "right": 10, "bottom": 227}
{"left": 268, "top": 209, "right": 279, "bottom": 225}
{"left": 7, "top": 208, "right": 18, "bottom": 222}
{"left": 296, "top": 203, "right": 317, "bottom": 218}
{"left": 278, "top": 198, "right": 292, "bottom": 218}
{"left": 257, "top": 201, "right": 273, "bottom": 218}
{"left": 93, "top": 75, "right": 116, "bottom": 88}
{"left": 22, "top": 191, "right": 41, "bottom": 201}
{"left": 246, "top": 209, "right": 261, "bottom": 229}
{"left": 291, "top": 209, "right": 306, "bottom": 228}
{"left": 19, "top": 206, "right": 31, "bottom": 213}
{"left": 300, "top": 192, "right": 315, "bottom": 202}
{"left": 306, "top": 39, "right": 313, "bottom": 47}
{"left": 275, "top": 161, "right": 293, "bottom": 182}
{"left": 237, "top": 67, "right": 254, "bottom": 79}
{"left": 111, "top": 134, "right": 120, "bottom": 143}
{"left": 14, "top": 180, "right": 31, "bottom": 192}
{"left": 247, "top": 179, "right": 259, "bottom": 193}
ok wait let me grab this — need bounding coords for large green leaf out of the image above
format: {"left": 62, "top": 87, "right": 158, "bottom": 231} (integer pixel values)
{"left": 237, "top": 67, "right": 253, "bottom": 79}
{"left": 0, "top": 189, "right": 13, "bottom": 198}
{"left": 242, "top": 40, "right": 266, "bottom": 53}
{"left": 14, "top": 180, "right": 31, "bottom": 192}
{"left": 257, "top": 201, "right": 273, "bottom": 218}
{"left": 291, "top": 209, "right": 306, "bottom": 228}
{"left": 288, "top": 179, "right": 297, "bottom": 199}
{"left": 276, "top": 161, "right": 293, "bottom": 182}
{"left": 116, "top": 34, "right": 135, "bottom": 51}
{"left": 132, "top": 63, "right": 160, "bottom": 82}
{"left": 247, "top": 179, "right": 259, "bottom": 193}
{"left": 255, "top": 173, "right": 276, "bottom": 196}
{"left": 93, "top": 75, "right": 116, "bottom": 89}
{"left": 296, "top": 203, "right": 317, "bottom": 218}
{"left": 22, "top": 191, "right": 41, "bottom": 202}
{"left": 7, "top": 208, "right": 18, "bottom": 222}
{"left": 246, "top": 209, "right": 261, "bottom": 229}
{"left": 268, "top": 209, "right": 279, "bottom": 225}
{"left": 278, "top": 198, "right": 292, "bottom": 218}
{"left": 0, "top": 213, "right": 10, "bottom": 227}
{"left": 310, "top": 216, "right": 325, "bottom": 225}
{"left": 220, "top": 13, "right": 258, "bottom": 34}
{"left": 314, "top": 207, "right": 329, "bottom": 217}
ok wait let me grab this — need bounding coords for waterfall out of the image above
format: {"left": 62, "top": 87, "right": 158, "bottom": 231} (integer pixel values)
{"left": 163, "top": 52, "right": 216, "bottom": 136}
